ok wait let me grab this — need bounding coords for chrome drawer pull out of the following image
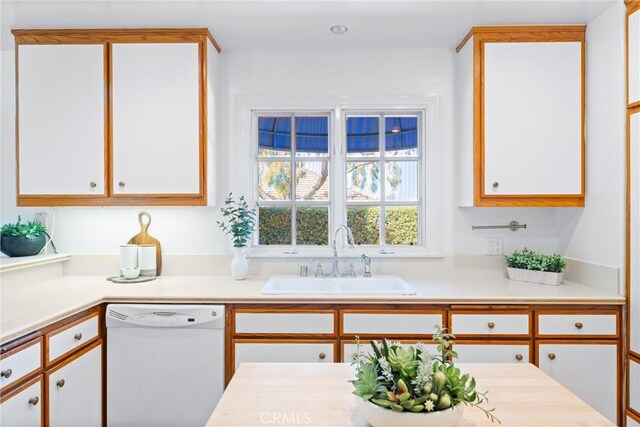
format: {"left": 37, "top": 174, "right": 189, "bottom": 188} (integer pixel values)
{"left": 56, "top": 379, "right": 65, "bottom": 388}
{"left": 74, "top": 333, "right": 83, "bottom": 341}
{"left": 1, "top": 369, "right": 12, "bottom": 379}
{"left": 515, "top": 354, "right": 523, "bottom": 362}
{"left": 574, "top": 322, "right": 584, "bottom": 330}
{"left": 28, "top": 396, "right": 39, "bottom": 406}
{"left": 548, "top": 353, "right": 556, "bottom": 361}
{"left": 487, "top": 322, "right": 495, "bottom": 330}
{"left": 319, "top": 353, "right": 326, "bottom": 360}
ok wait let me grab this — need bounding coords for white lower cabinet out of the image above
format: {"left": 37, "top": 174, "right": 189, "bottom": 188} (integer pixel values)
{"left": 342, "top": 342, "right": 439, "bottom": 363}
{"left": 631, "top": 359, "right": 640, "bottom": 414}
{"left": 455, "top": 343, "right": 530, "bottom": 363}
{"left": 537, "top": 343, "right": 617, "bottom": 423}
{"left": 234, "top": 342, "right": 334, "bottom": 370}
{"left": 0, "top": 377, "right": 42, "bottom": 427}
{"left": 47, "top": 343, "right": 101, "bottom": 427}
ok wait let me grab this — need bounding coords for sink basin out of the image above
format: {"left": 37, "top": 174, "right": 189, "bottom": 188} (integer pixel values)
{"left": 261, "top": 276, "right": 416, "bottom": 295}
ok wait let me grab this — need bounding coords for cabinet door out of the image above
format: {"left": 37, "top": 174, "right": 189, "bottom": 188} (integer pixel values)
{"left": 538, "top": 343, "right": 617, "bottom": 423}
{"left": 234, "top": 341, "right": 334, "bottom": 370}
{"left": 631, "top": 358, "right": 640, "bottom": 414}
{"left": 483, "top": 41, "right": 582, "bottom": 196}
{"left": 112, "top": 43, "right": 201, "bottom": 195}
{"left": 0, "top": 376, "right": 42, "bottom": 427}
{"left": 18, "top": 44, "right": 105, "bottom": 196}
{"left": 631, "top": 110, "right": 640, "bottom": 355}
{"left": 455, "top": 343, "right": 530, "bottom": 364}
{"left": 630, "top": 9, "right": 640, "bottom": 106}
{"left": 342, "top": 341, "right": 438, "bottom": 363}
{"left": 47, "top": 343, "right": 101, "bottom": 427}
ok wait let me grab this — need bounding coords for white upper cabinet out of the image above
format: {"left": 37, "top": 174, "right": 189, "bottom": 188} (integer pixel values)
{"left": 13, "top": 29, "right": 219, "bottom": 206}
{"left": 483, "top": 42, "right": 582, "bottom": 196}
{"left": 457, "top": 26, "right": 585, "bottom": 207}
{"left": 631, "top": 110, "right": 640, "bottom": 355}
{"left": 630, "top": 9, "right": 640, "bottom": 105}
{"left": 18, "top": 44, "right": 105, "bottom": 197}
{"left": 112, "top": 43, "right": 201, "bottom": 196}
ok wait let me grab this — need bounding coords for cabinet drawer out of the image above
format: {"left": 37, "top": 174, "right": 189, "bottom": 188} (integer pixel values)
{"left": 47, "top": 314, "right": 99, "bottom": 363}
{"left": 235, "top": 312, "right": 334, "bottom": 335}
{"left": 0, "top": 338, "right": 42, "bottom": 392}
{"left": 341, "top": 312, "right": 443, "bottom": 335}
{"left": 234, "top": 342, "right": 334, "bottom": 369}
{"left": 341, "top": 341, "right": 438, "bottom": 363}
{"left": 450, "top": 313, "right": 530, "bottom": 336}
{"left": 537, "top": 314, "right": 617, "bottom": 337}
{"left": 454, "top": 343, "right": 530, "bottom": 363}
{"left": 0, "top": 375, "right": 43, "bottom": 427}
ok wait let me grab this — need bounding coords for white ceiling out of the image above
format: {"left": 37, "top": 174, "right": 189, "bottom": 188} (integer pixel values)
{"left": 0, "top": 0, "right": 618, "bottom": 51}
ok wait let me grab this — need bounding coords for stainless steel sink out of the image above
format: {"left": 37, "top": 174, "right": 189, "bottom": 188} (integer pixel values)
{"left": 261, "top": 276, "right": 416, "bottom": 295}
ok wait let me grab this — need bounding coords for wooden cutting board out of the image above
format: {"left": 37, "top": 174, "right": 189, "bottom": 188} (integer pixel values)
{"left": 128, "top": 211, "right": 162, "bottom": 275}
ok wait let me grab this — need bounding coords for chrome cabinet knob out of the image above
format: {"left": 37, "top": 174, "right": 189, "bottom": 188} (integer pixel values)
{"left": 1, "top": 369, "right": 12, "bottom": 378}
{"left": 487, "top": 322, "right": 495, "bottom": 330}
{"left": 492, "top": 181, "right": 499, "bottom": 189}
{"left": 118, "top": 181, "right": 126, "bottom": 188}
{"left": 515, "top": 354, "right": 523, "bottom": 362}
{"left": 28, "top": 396, "right": 39, "bottom": 406}
{"left": 548, "top": 353, "right": 556, "bottom": 361}
{"left": 74, "top": 333, "right": 83, "bottom": 341}
{"left": 56, "top": 379, "right": 65, "bottom": 388}
{"left": 319, "top": 353, "right": 326, "bottom": 360}
{"left": 575, "top": 322, "right": 584, "bottom": 330}
{"left": 89, "top": 182, "right": 97, "bottom": 188}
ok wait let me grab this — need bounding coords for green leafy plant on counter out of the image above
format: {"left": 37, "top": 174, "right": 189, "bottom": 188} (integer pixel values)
{"left": 217, "top": 193, "right": 257, "bottom": 248}
{"left": 1, "top": 216, "right": 46, "bottom": 238}
{"left": 505, "top": 248, "right": 566, "bottom": 273}
{"left": 351, "top": 325, "right": 500, "bottom": 423}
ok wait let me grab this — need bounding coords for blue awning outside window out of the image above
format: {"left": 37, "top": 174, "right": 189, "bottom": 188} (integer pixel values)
{"left": 258, "top": 116, "right": 417, "bottom": 154}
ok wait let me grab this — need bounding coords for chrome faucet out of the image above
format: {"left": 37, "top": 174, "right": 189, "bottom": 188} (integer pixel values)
{"left": 331, "top": 225, "right": 356, "bottom": 277}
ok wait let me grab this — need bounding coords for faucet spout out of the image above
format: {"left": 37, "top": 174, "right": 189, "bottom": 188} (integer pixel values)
{"left": 332, "top": 225, "right": 356, "bottom": 257}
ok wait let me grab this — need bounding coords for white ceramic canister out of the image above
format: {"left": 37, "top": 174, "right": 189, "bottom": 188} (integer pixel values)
{"left": 119, "top": 244, "right": 138, "bottom": 273}
{"left": 138, "top": 244, "right": 157, "bottom": 277}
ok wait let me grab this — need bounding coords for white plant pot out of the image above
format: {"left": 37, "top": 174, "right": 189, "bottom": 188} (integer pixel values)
{"left": 507, "top": 267, "right": 564, "bottom": 286}
{"left": 231, "top": 247, "right": 249, "bottom": 280}
{"left": 355, "top": 398, "right": 464, "bottom": 427}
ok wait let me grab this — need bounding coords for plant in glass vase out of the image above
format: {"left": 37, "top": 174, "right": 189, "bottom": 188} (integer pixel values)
{"left": 217, "top": 193, "right": 257, "bottom": 280}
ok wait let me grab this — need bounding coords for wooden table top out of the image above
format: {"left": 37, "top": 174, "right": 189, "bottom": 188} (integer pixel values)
{"left": 207, "top": 363, "right": 613, "bottom": 427}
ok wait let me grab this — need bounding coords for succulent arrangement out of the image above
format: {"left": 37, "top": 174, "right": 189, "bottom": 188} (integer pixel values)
{"left": 351, "top": 325, "right": 499, "bottom": 423}
{"left": 505, "top": 248, "right": 566, "bottom": 273}
{"left": 1, "top": 216, "right": 46, "bottom": 237}
{"left": 217, "top": 193, "right": 257, "bottom": 248}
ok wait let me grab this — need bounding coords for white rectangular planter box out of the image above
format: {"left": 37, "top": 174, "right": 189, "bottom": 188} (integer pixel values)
{"left": 507, "top": 267, "right": 564, "bottom": 286}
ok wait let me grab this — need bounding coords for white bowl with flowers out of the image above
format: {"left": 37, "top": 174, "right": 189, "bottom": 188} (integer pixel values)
{"left": 351, "top": 326, "right": 499, "bottom": 427}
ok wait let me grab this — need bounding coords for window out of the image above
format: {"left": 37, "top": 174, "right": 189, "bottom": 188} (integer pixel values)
{"left": 345, "top": 114, "right": 421, "bottom": 247}
{"left": 256, "top": 114, "right": 331, "bottom": 245}
{"left": 254, "top": 110, "right": 423, "bottom": 251}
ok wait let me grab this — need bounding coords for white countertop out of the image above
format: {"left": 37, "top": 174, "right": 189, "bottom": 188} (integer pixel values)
{"left": 0, "top": 272, "right": 623, "bottom": 345}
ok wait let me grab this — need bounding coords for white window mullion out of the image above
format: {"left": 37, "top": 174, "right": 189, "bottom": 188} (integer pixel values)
{"left": 379, "top": 113, "right": 386, "bottom": 247}
{"left": 291, "top": 114, "right": 297, "bottom": 246}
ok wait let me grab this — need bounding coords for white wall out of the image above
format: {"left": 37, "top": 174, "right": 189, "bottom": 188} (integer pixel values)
{"left": 556, "top": 2, "right": 626, "bottom": 270}
{"left": 0, "top": 45, "right": 570, "bottom": 256}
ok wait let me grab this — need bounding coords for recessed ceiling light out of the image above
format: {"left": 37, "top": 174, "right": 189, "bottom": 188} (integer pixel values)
{"left": 330, "top": 25, "right": 348, "bottom": 35}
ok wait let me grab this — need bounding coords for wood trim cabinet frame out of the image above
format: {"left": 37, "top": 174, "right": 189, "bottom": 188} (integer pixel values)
{"left": 226, "top": 303, "right": 623, "bottom": 424}
{"left": 457, "top": 25, "right": 586, "bottom": 207}
{"left": 11, "top": 28, "right": 221, "bottom": 206}
{"left": 0, "top": 307, "right": 104, "bottom": 427}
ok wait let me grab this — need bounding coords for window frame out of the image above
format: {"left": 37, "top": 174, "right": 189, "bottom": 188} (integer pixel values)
{"left": 341, "top": 111, "right": 424, "bottom": 251}
{"left": 253, "top": 111, "right": 334, "bottom": 251}
{"left": 244, "top": 97, "right": 441, "bottom": 258}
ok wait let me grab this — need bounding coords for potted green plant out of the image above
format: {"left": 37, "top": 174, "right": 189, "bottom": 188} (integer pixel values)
{"left": 505, "top": 248, "right": 567, "bottom": 286}
{"left": 1, "top": 216, "right": 47, "bottom": 257}
{"left": 351, "top": 326, "right": 499, "bottom": 427}
{"left": 217, "top": 193, "right": 257, "bottom": 280}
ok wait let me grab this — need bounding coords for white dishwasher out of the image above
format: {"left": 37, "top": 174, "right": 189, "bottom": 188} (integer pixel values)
{"left": 106, "top": 304, "right": 225, "bottom": 427}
